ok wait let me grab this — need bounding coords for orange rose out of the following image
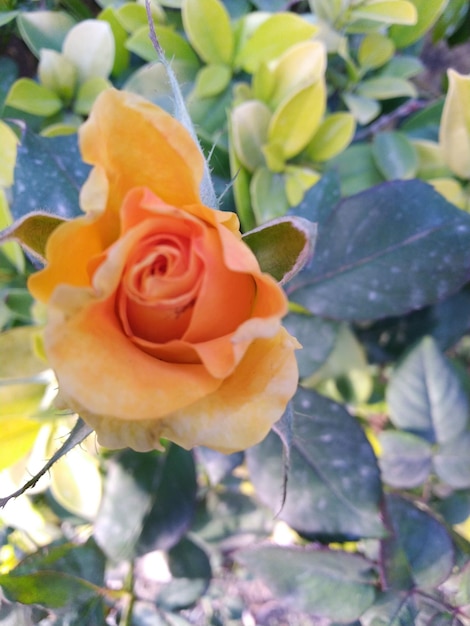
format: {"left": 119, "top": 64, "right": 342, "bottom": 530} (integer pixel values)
{"left": 28, "top": 89, "right": 299, "bottom": 454}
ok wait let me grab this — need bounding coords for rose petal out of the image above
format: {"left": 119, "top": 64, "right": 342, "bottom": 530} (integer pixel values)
{"left": 79, "top": 89, "right": 204, "bottom": 212}
{"left": 85, "top": 327, "right": 300, "bottom": 453}
{"left": 45, "top": 287, "right": 221, "bottom": 420}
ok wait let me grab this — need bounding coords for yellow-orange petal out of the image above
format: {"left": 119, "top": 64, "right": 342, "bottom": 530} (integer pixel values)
{"left": 84, "top": 327, "right": 300, "bottom": 453}
{"left": 79, "top": 89, "right": 204, "bottom": 212}
{"left": 28, "top": 216, "right": 104, "bottom": 303}
{"left": 45, "top": 286, "right": 222, "bottom": 421}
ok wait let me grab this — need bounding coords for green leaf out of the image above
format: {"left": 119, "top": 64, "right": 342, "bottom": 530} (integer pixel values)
{"left": 305, "top": 112, "right": 356, "bottom": 163}
{"left": 250, "top": 167, "right": 289, "bottom": 223}
{"left": 182, "top": 0, "right": 234, "bottom": 65}
{"left": 289, "top": 170, "right": 341, "bottom": 225}
{"left": 231, "top": 100, "right": 270, "bottom": 173}
{"left": 434, "top": 433, "right": 470, "bottom": 489}
{"left": 62, "top": 19, "right": 115, "bottom": 84}
{"left": 380, "top": 55, "right": 424, "bottom": 79}
{"left": 0, "top": 10, "right": 18, "bottom": 27}
{"left": 390, "top": 0, "right": 448, "bottom": 48}
{"left": 379, "top": 431, "right": 433, "bottom": 488}
{"left": 11, "top": 130, "right": 91, "bottom": 219}
{"left": 0, "top": 57, "right": 18, "bottom": 115}
{"left": 283, "top": 313, "right": 340, "bottom": 379}
{"left": 94, "top": 446, "right": 196, "bottom": 560}
{"left": 362, "top": 591, "right": 419, "bottom": 625}
{"left": 285, "top": 181, "right": 470, "bottom": 321}
{"left": 0, "top": 571, "right": 103, "bottom": 608}
{"left": 243, "top": 216, "right": 316, "bottom": 284}
{"left": 238, "top": 545, "right": 377, "bottom": 622}
{"left": 247, "top": 388, "right": 384, "bottom": 540}
{"left": 268, "top": 80, "right": 326, "bottom": 160}
{"left": 73, "top": 76, "right": 112, "bottom": 116}
{"left": 351, "top": 1, "right": 417, "bottom": 25}
{"left": 38, "top": 49, "right": 78, "bottom": 104}
{"left": 98, "top": 7, "right": 130, "bottom": 76}
{"left": 157, "top": 537, "right": 211, "bottom": 610}
{"left": 358, "top": 33, "right": 395, "bottom": 69}
{"left": 372, "top": 131, "right": 418, "bottom": 180}
{"left": 16, "top": 11, "right": 76, "bottom": 57}
{"left": 0, "top": 212, "right": 65, "bottom": 262}
{"left": 126, "top": 24, "right": 200, "bottom": 65}
{"left": 343, "top": 93, "right": 380, "bottom": 125}
{"left": 6, "top": 79, "right": 62, "bottom": 117}
{"left": 387, "top": 337, "right": 469, "bottom": 444}
{"left": 383, "top": 494, "right": 454, "bottom": 589}
{"left": 356, "top": 76, "right": 417, "bottom": 100}
{"left": 235, "top": 13, "right": 317, "bottom": 74}
{"left": 193, "top": 64, "right": 231, "bottom": 98}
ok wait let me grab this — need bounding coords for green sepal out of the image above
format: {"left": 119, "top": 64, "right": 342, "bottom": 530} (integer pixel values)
{"left": 243, "top": 215, "right": 317, "bottom": 285}
{"left": 0, "top": 211, "right": 65, "bottom": 262}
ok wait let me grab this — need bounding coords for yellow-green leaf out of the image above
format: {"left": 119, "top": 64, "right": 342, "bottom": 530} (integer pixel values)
{"left": 38, "top": 49, "right": 78, "bottom": 103}
{"left": 182, "top": 0, "right": 234, "bottom": 66}
{"left": 0, "top": 190, "right": 24, "bottom": 273}
{"left": 236, "top": 13, "right": 317, "bottom": 74}
{"left": 0, "top": 326, "right": 48, "bottom": 380}
{"left": 268, "top": 80, "right": 326, "bottom": 160}
{"left": 412, "top": 139, "right": 451, "bottom": 179}
{"left": 430, "top": 178, "right": 468, "bottom": 210}
{"left": 267, "top": 40, "right": 326, "bottom": 110}
{"left": 284, "top": 165, "right": 320, "bottom": 207}
{"left": 194, "top": 64, "right": 231, "bottom": 98}
{"left": 6, "top": 79, "right": 62, "bottom": 117}
{"left": 73, "top": 76, "right": 112, "bottom": 116}
{"left": 390, "top": 0, "right": 448, "bottom": 48}
{"left": 231, "top": 100, "right": 271, "bottom": 172}
{"left": 351, "top": 0, "right": 418, "bottom": 25}
{"left": 305, "top": 112, "right": 356, "bottom": 162}
{"left": 0, "top": 121, "right": 18, "bottom": 188}
{"left": 98, "top": 7, "right": 130, "bottom": 77}
{"left": 358, "top": 33, "right": 395, "bottom": 69}
{"left": 439, "top": 69, "right": 470, "bottom": 180}
{"left": 0, "top": 418, "right": 41, "bottom": 472}
{"left": 356, "top": 76, "right": 417, "bottom": 99}
{"left": 114, "top": 2, "right": 149, "bottom": 32}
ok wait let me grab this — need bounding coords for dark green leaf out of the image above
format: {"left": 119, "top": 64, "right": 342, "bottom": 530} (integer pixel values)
{"left": 238, "top": 545, "right": 377, "bottom": 622}
{"left": 326, "top": 144, "right": 383, "bottom": 196}
{"left": 247, "top": 388, "right": 384, "bottom": 540}
{"left": 157, "top": 537, "right": 211, "bottom": 610}
{"left": 243, "top": 216, "right": 317, "bottom": 284}
{"left": 361, "top": 591, "right": 419, "bottom": 626}
{"left": 137, "top": 445, "right": 197, "bottom": 554}
{"left": 289, "top": 170, "right": 341, "bottom": 226}
{"left": 286, "top": 181, "right": 470, "bottom": 321}
{"left": 379, "top": 431, "right": 433, "bottom": 488}
{"left": 383, "top": 495, "right": 454, "bottom": 590}
{"left": 387, "top": 337, "right": 469, "bottom": 444}
{"left": 283, "top": 312, "right": 340, "bottom": 378}
{"left": 195, "top": 447, "right": 243, "bottom": 485}
{"left": 0, "top": 57, "right": 19, "bottom": 114}
{"left": 434, "top": 433, "right": 470, "bottom": 489}
{"left": 11, "top": 130, "right": 91, "bottom": 220}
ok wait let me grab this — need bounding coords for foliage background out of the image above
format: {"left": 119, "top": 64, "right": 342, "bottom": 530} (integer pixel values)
{"left": 1, "top": 0, "right": 470, "bottom": 624}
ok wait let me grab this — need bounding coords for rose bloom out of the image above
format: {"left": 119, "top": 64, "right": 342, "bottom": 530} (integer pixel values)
{"left": 28, "top": 89, "right": 299, "bottom": 454}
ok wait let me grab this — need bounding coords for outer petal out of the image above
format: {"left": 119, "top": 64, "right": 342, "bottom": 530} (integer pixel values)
{"left": 79, "top": 89, "right": 205, "bottom": 212}
{"left": 45, "top": 287, "right": 222, "bottom": 421}
{"left": 28, "top": 216, "right": 104, "bottom": 303}
{"left": 84, "top": 327, "right": 300, "bottom": 453}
